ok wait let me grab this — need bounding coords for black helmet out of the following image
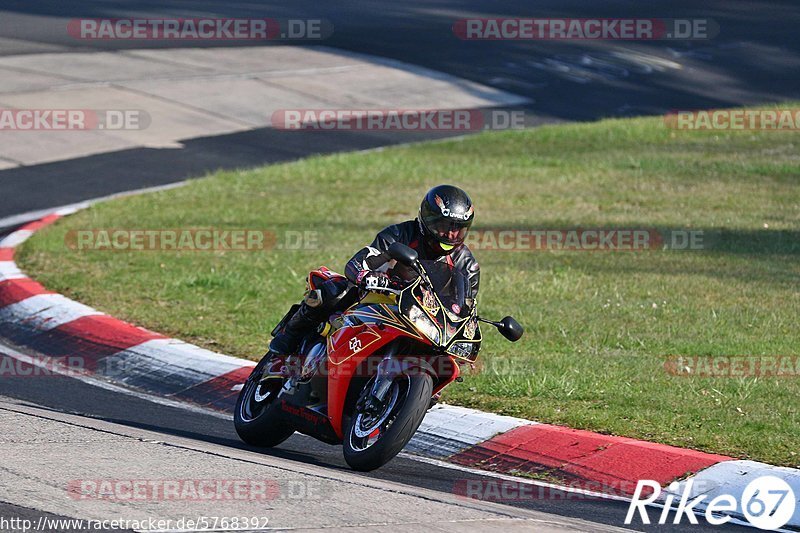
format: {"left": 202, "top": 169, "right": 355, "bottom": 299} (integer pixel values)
{"left": 418, "top": 185, "right": 474, "bottom": 254}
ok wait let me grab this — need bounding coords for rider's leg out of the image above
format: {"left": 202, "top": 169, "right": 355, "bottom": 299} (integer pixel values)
{"left": 268, "top": 278, "right": 357, "bottom": 355}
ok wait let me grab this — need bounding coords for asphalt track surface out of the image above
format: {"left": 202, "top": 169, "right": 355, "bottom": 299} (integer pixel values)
{"left": 1, "top": 0, "right": 799, "bottom": 218}
{"left": 0, "top": 342, "right": 753, "bottom": 532}
{"left": 1, "top": 0, "right": 798, "bottom": 116}
{"left": 0, "top": 1, "right": 796, "bottom": 530}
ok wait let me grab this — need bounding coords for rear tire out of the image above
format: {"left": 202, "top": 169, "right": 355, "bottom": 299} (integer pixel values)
{"left": 343, "top": 373, "right": 433, "bottom": 471}
{"left": 234, "top": 356, "right": 295, "bottom": 447}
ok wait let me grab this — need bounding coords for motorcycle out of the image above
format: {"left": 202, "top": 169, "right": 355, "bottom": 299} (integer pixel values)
{"left": 234, "top": 242, "right": 523, "bottom": 471}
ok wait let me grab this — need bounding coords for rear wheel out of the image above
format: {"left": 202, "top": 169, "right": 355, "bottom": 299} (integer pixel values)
{"left": 234, "top": 355, "right": 295, "bottom": 447}
{"left": 343, "top": 372, "right": 433, "bottom": 471}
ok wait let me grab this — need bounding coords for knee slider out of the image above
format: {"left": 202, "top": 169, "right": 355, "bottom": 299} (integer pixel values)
{"left": 303, "top": 288, "right": 324, "bottom": 308}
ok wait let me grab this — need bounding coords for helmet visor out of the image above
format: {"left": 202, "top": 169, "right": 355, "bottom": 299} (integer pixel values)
{"left": 427, "top": 217, "right": 470, "bottom": 245}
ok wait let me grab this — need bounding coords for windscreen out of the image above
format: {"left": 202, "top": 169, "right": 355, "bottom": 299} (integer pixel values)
{"left": 418, "top": 259, "right": 468, "bottom": 316}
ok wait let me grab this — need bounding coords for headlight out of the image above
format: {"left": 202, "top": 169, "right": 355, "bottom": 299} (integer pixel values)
{"left": 448, "top": 342, "right": 474, "bottom": 360}
{"left": 408, "top": 304, "right": 440, "bottom": 344}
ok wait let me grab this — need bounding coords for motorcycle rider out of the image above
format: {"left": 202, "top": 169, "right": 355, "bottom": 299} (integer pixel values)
{"left": 268, "top": 184, "right": 480, "bottom": 356}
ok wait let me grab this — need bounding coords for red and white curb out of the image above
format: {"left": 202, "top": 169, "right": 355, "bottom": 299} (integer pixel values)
{"left": 1, "top": 212, "right": 798, "bottom": 528}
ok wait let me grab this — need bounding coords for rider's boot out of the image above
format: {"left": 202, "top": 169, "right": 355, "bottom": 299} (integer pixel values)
{"left": 263, "top": 300, "right": 325, "bottom": 381}
{"left": 268, "top": 296, "right": 326, "bottom": 356}
{"left": 265, "top": 281, "right": 354, "bottom": 378}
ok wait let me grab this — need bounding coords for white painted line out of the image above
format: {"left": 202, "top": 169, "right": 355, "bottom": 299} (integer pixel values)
{"left": 0, "top": 340, "right": 230, "bottom": 420}
{"left": 102, "top": 338, "right": 254, "bottom": 393}
{"left": 0, "top": 293, "right": 102, "bottom": 331}
{"left": 125, "top": 337, "right": 255, "bottom": 372}
{"left": 0, "top": 229, "right": 34, "bottom": 248}
{"left": 0, "top": 209, "right": 59, "bottom": 232}
{"left": 406, "top": 404, "right": 532, "bottom": 458}
{"left": 0, "top": 261, "right": 25, "bottom": 281}
{"left": 0, "top": 182, "right": 187, "bottom": 231}
{"left": 54, "top": 204, "right": 87, "bottom": 217}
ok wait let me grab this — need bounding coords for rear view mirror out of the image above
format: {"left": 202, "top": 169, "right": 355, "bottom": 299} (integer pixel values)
{"left": 498, "top": 316, "right": 524, "bottom": 342}
{"left": 387, "top": 242, "right": 418, "bottom": 267}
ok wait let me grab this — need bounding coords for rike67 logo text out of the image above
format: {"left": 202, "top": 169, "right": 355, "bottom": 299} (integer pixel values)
{"left": 626, "top": 476, "right": 796, "bottom": 530}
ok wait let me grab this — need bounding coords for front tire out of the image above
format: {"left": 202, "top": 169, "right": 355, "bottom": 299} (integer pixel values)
{"left": 343, "top": 373, "right": 433, "bottom": 471}
{"left": 234, "top": 355, "right": 295, "bottom": 447}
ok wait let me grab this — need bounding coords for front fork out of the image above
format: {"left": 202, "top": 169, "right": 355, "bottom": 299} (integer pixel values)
{"left": 360, "top": 347, "right": 438, "bottom": 414}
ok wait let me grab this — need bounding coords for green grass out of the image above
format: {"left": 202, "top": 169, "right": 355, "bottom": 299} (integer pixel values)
{"left": 18, "top": 106, "right": 800, "bottom": 466}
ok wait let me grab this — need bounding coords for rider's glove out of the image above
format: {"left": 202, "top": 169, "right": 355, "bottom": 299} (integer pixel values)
{"left": 357, "top": 270, "right": 404, "bottom": 292}
{"left": 357, "top": 270, "right": 390, "bottom": 291}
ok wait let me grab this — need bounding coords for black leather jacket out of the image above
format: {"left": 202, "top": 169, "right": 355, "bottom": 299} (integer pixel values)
{"left": 345, "top": 220, "right": 480, "bottom": 299}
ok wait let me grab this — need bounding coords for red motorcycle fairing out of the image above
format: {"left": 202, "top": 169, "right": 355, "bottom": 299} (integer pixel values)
{"left": 325, "top": 315, "right": 410, "bottom": 439}
{"left": 323, "top": 307, "right": 463, "bottom": 438}
{"left": 431, "top": 356, "right": 460, "bottom": 396}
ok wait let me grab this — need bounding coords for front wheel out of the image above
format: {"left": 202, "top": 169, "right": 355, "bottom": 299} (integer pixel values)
{"left": 234, "top": 355, "right": 295, "bottom": 447}
{"left": 343, "top": 373, "right": 433, "bottom": 471}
